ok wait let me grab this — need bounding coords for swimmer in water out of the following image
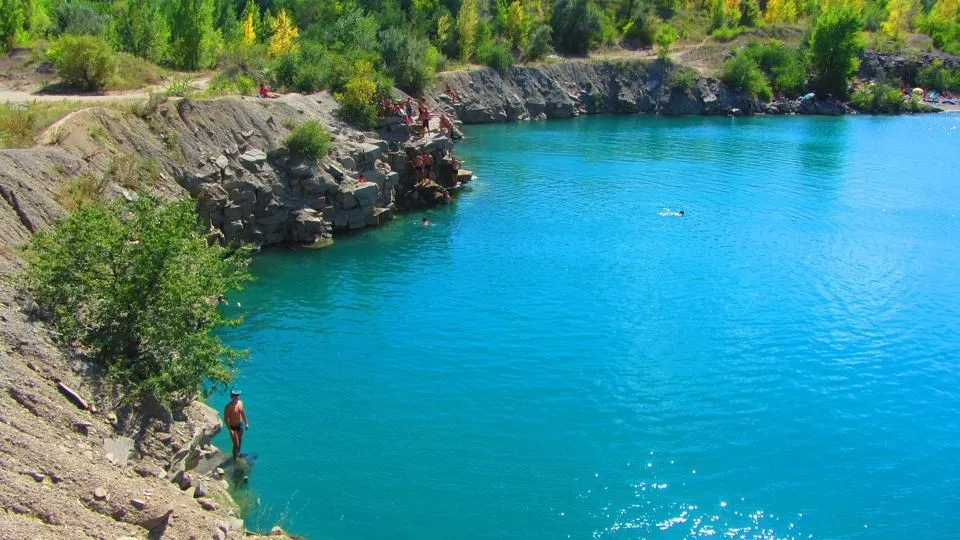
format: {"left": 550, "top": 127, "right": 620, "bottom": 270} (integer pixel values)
{"left": 678, "top": 210, "right": 684, "bottom": 216}
{"left": 421, "top": 216, "right": 431, "bottom": 226}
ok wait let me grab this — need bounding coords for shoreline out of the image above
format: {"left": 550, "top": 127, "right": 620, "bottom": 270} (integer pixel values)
{"left": 425, "top": 61, "right": 952, "bottom": 126}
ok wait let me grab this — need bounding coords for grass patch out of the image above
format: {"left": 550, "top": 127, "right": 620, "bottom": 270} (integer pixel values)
{"left": 1, "top": 101, "right": 86, "bottom": 148}
{"left": 55, "top": 172, "right": 108, "bottom": 211}
{"left": 87, "top": 123, "right": 108, "bottom": 142}
{"left": 106, "top": 155, "right": 162, "bottom": 190}
{"left": 110, "top": 53, "right": 168, "bottom": 91}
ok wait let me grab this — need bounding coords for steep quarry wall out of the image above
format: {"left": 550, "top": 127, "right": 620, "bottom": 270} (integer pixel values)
{"left": 429, "top": 60, "right": 850, "bottom": 123}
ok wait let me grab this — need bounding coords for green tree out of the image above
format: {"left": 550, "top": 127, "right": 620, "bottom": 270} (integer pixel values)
{"left": 110, "top": 0, "right": 169, "bottom": 63}
{"left": 51, "top": 0, "right": 110, "bottom": 36}
{"left": 379, "top": 27, "right": 442, "bottom": 94}
{"left": 0, "top": 0, "right": 25, "bottom": 51}
{"left": 21, "top": 197, "right": 251, "bottom": 407}
{"left": 740, "top": 0, "right": 761, "bottom": 27}
{"left": 656, "top": 23, "right": 677, "bottom": 61}
{"left": 457, "top": 0, "right": 480, "bottom": 61}
{"left": 505, "top": 0, "right": 529, "bottom": 52}
{"left": 722, "top": 51, "right": 773, "bottom": 100}
{"left": 47, "top": 34, "right": 117, "bottom": 91}
{"left": 809, "top": 4, "right": 864, "bottom": 98}
{"left": 551, "top": 0, "right": 603, "bottom": 55}
{"left": 168, "top": 0, "right": 222, "bottom": 70}
{"left": 882, "top": 0, "right": 920, "bottom": 41}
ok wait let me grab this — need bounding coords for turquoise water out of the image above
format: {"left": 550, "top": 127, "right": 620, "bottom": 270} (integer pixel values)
{"left": 214, "top": 114, "right": 960, "bottom": 539}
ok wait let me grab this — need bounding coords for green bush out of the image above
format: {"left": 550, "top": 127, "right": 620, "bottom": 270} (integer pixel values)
{"left": 917, "top": 59, "right": 960, "bottom": 92}
{"left": 21, "top": 197, "right": 251, "bottom": 407}
{"left": 379, "top": 27, "right": 441, "bottom": 94}
{"left": 722, "top": 52, "right": 773, "bottom": 101}
{"left": 919, "top": 14, "right": 960, "bottom": 55}
{"left": 850, "top": 82, "right": 904, "bottom": 113}
{"left": 52, "top": 0, "right": 110, "bottom": 37}
{"left": 711, "top": 25, "right": 744, "bottom": 42}
{"left": 809, "top": 4, "right": 864, "bottom": 99}
{"left": 621, "top": 2, "right": 660, "bottom": 46}
{"left": 284, "top": 120, "right": 331, "bottom": 160}
{"left": 740, "top": 0, "right": 761, "bottom": 27}
{"left": 476, "top": 39, "right": 514, "bottom": 73}
{"left": 656, "top": 24, "right": 677, "bottom": 61}
{"left": 743, "top": 40, "right": 809, "bottom": 96}
{"left": 0, "top": 0, "right": 25, "bottom": 51}
{"left": 48, "top": 34, "right": 117, "bottom": 91}
{"left": 551, "top": 0, "right": 603, "bottom": 55}
{"left": 204, "top": 72, "right": 256, "bottom": 97}
{"left": 334, "top": 60, "right": 381, "bottom": 129}
{"left": 525, "top": 23, "right": 552, "bottom": 60}
{"left": 668, "top": 66, "right": 698, "bottom": 94}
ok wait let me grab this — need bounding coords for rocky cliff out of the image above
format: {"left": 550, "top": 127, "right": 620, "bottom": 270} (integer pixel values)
{"left": 0, "top": 92, "right": 464, "bottom": 538}
{"left": 428, "top": 59, "right": 851, "bottom": 123}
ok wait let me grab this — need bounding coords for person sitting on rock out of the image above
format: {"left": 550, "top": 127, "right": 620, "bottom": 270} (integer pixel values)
{"left": 258, "top": 83, "right": 279, "bottom": 99}
{"left": 444, "top": 84, "right": 460, "bottom": 104}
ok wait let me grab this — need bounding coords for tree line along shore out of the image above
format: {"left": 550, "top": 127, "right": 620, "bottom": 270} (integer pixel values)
{"left": 2, "top": 0, "right": 960, "bottom": 147}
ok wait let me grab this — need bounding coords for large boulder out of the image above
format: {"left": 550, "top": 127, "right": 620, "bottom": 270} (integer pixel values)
{"left": 353, "top": 183, "right": 380, "bottom": 207}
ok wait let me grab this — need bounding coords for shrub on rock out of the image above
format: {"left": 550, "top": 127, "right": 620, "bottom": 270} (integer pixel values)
{"left": 722, "top": 52, "right": 773, "bottom": 102}
{"left": 48, "top": 34, "right": 117, "bottom": 92}
{"left": 284, "top": 120, "right": 331, "bottom": 161}
{"left": 21, "top": 197, "right": 251, "bottom": 407}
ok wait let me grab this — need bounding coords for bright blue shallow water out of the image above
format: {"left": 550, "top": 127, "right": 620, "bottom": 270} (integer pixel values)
{"left": 214, "top": 114, "right": 960, "bottom": 539}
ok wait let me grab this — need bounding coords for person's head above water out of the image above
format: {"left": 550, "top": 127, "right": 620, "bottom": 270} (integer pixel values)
{"left": 678, "top": 210, "right": 685, "bottom": 216}
{"left": 421, "top": 216, "right": 429, "bottom": 223}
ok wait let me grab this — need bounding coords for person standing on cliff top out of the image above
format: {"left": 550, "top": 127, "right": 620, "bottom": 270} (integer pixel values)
{"left": 224, "top": 390, "right": 249, "bottom": 462}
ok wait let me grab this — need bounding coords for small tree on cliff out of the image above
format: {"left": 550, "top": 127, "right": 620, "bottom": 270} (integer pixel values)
{"left": 21, "top": 197, "right": 251, "bottom": 407}
{"left": 809, "top": 4, "right": 864, "bottom": 99}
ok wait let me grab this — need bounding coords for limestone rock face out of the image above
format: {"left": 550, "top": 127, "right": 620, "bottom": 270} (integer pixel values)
{"left": 430, "top": 61, "right": 777, "bottom": 124}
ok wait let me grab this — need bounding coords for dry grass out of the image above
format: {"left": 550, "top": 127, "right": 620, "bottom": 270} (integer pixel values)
{"left": 110, "top": 53, "right": 169, "bottom": 91}
{"left": 0, "top": 100, "right": 141, "bottom": 149}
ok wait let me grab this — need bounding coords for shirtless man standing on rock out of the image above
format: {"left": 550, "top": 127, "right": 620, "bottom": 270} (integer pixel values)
{"left": 224, "top": 390, "right": 250, "bottom": 462}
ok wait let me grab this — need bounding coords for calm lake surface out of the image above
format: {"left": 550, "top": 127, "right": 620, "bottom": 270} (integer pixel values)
{"left": 214, "top": 114, "right": 960, "bottom": 539}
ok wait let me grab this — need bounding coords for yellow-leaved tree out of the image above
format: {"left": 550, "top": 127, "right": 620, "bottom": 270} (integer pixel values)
{"left": 765, "top": 0, "right": 798, "bottom": 24}
{"left": 456, "top": 0, "right": 480, "bottom": 61}
{"left": 268, "top": 8, "right": 299, "bottom": 57}
{"left": 505, "top": 0, "right": 528, "bottom": 52}
{"left": 242, "top": 11, "right": 256, "bottom": 46}
{"left": 882, "top": 0, "right": 920, "bottom": 41}
{"left": 933, "top": 0, "right": 959, "bottom": 19}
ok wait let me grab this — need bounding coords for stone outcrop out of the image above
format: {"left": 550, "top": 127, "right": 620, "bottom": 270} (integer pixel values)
{"left": 430, "top": 60, "right": 762, "bottom": 124}
{"left": 0, "top": 93, "right": 463, "bottom": 254}
{"left": 858, "top": 50, "right": 960, "bottom": 85}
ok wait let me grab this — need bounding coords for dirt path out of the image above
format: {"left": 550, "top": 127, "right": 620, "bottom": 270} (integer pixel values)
{"left": 0, "top": 75, "right": 212, "bottom": 104}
